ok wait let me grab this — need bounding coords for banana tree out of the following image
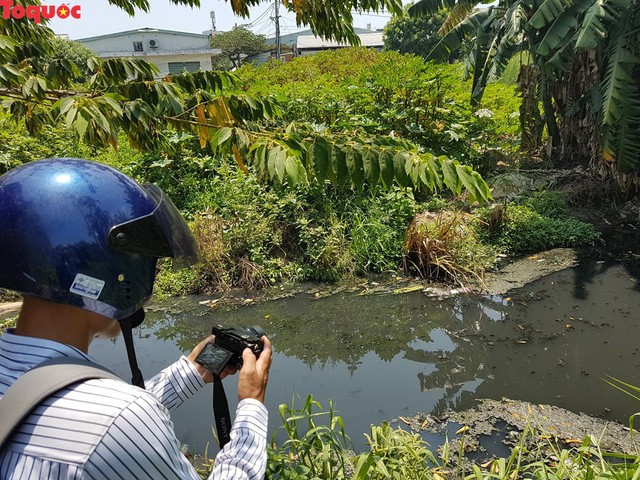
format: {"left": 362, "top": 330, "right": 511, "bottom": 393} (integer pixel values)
{"left": 410, "top": 0, "right": 640, "bottom": 178}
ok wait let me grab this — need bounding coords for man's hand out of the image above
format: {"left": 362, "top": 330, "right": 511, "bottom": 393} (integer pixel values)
{"left": 238, "top": 335, "right": 272, "bottom": 404}
{"left": 187, "top": 335, "right": 237, "bottom": 384}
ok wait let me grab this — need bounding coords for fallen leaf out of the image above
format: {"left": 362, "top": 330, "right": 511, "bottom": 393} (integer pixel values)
{"left": 564, "top": 438, "right": 583, "bottom": 444}
{"left": 455, "top": 425, "right": 469, "bottom": 435}
{"left": 398, "top": 416, "right": 411, "bottom": 426}
{"left": 393, "top": 285, "right": 424, "bottom": 294}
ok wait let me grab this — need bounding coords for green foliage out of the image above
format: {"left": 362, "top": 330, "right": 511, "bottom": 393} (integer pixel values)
{"left": 2, "top": 13, "right": 491, "bottom": 202}
{"left": 349, "top": 190, "right": 418, "bottom": 274}
{"left": 478, "top": 192, "right": 602, "bottom": 256}
{"left": 46, "top": 37, "right": 96, "bottom": 81}
{"left": 0, "top": 315, "right": 17, "bottom": 331}
{"left": 267, "top": 395, "right": 351, "bottom": 479}
{"left": 523, "top": 190, "right": 568, "bottom": 218}
{"left": 213, "top": 396, "right": 640, "bottom": 480}
{"left": 235, "top": 49, "right": 518, "bottom": 182}
{"left": 145, "top": 158, "right": 422, "bottom": 294}
{"left": 352, "top": 423, "right": 439, "bottom": 479}
{"left": 384, "top": 7, "right": 449, "bottom": 58}
{"left": 210, "top": 27, "right": 267, "bottom": 68}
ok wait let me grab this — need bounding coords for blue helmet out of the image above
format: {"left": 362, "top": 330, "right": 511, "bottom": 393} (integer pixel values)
{"left": 0, "top": 158, "right": 199, "bottom": 320}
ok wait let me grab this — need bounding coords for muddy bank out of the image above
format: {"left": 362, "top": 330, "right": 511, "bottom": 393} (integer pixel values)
{"left": 396, "top": 397, "right": 639, "bottom": 458}
{"left": 0, "top": 247, "right": 580, "bottom": 319}
{"left": 481, "top": 248, "right": 578, "bottom": 295}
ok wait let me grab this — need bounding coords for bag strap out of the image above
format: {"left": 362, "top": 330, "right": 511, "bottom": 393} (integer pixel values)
{"left": 0, "top": 357, "right": 121, "bottom": 450}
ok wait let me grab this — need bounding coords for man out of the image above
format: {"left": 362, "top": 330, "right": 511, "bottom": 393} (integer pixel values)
{"left": 0, "top": 158, "right": 272, "bottom": 479}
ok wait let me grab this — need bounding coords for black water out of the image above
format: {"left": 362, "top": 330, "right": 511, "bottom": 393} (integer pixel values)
{"left": 90, "top": 258, "right": 640, "bottom": 455}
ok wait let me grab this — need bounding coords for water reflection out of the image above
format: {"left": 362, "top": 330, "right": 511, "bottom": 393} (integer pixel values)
{"left": 89, "top": 259, "right": 640, "bottom": 453}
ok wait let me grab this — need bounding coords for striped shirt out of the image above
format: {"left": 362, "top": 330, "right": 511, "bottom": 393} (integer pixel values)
{"left": 0, "top": 330, "right": 268, "bottom": 480}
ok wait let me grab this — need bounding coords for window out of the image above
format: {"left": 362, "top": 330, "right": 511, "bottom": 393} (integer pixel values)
{"left": 133, "top": 41, "right": 143, "bottom": 52}
{"left": 168, "top": 61, "right": 201, "bottom": 74}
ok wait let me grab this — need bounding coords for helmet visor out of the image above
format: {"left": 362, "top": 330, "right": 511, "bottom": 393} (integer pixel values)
{"left": 108, "top": 183, "right": 200, "bottom": 266}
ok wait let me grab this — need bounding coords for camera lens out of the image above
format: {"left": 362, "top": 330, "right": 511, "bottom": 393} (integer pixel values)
{"left": 250, "top": 325, "right": 265, "bottom": 337}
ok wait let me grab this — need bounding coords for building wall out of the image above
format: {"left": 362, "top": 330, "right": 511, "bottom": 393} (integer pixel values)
{"left": 80, "top": 30, "right": 211, "bottom": 56}
{"left": 145, "top": 54, "right": 214, "bottom": 76}
{"left": 78, "top": 29, "right": 220, "bottom": 77}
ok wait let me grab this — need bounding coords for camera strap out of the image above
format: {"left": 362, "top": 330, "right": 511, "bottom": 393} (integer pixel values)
{"left": 213, "top": 375, "right": 232, "bottom": 448}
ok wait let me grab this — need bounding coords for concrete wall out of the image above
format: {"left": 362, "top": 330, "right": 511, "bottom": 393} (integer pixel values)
{"left": 78, "top": 29, "right": 220, "bottom": 77}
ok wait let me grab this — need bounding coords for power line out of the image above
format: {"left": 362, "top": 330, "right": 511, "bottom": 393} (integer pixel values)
{"left": 245, "top": 4, "right": 273, "bottom": 28}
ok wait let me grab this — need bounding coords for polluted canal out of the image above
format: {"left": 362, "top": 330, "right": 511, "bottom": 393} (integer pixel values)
{"left": 90, "top": 256, "right": 640, "bottom": 455}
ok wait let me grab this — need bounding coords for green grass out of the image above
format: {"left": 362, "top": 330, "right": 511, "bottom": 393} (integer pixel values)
{"left": 194, "top": 396, "right": 640, "bottom": 479}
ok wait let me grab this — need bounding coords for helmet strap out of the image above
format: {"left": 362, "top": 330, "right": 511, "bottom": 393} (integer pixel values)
{"left": 119, "top": 310, "right": 146, "bottom": 389}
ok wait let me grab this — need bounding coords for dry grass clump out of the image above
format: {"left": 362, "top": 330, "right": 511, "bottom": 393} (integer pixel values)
{"left": 191, "top": 212, "right": 269, "bottom": 292}
{"left": 403, "top": 210, "right": 496, "bottom": 286}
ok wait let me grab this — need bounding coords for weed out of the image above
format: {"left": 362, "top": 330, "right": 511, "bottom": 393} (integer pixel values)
{"left": 485, "top": 204, "right": 601, "bottom": 255}
{"left": 268, "top": 395, "right": 351, "bottom": 479}
{"left": 524, "top": 190, "right": 568, "bottom": 218}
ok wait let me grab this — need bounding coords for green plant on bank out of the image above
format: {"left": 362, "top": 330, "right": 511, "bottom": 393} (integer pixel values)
{"left": 267, "top": 396, "right": 351, "bottom": 479}
{"left": 195, "top": 396, "right": 640, "bottom": 479}
{"left": 149, "top": 156, "right": 424, "bottom": 294}
{"left": 478, "top": 191, "right": 602, "bottom": 256}
{"left": 351, "top": 423, "right": 440, "bottom": 479}
{"left": 605, "top": 376, "right": 640, "bottom": 435}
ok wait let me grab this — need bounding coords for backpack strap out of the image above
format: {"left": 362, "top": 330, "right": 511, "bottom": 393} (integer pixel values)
{"left": 0, "top": 357, "right": 121, "bottom": 450}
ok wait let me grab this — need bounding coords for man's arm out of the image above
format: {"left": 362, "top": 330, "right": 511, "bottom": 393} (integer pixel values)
{"left": 144, "top": 355, "right": 207, "bottom": 411}
{"left": 84, "top": 391, "right": 204, "bottom": 480}
{"left": 145, "top": 335, "right": 221, "bottom": 411}
{"left": 212, "top": 399, "right": 268, "bottom": 480}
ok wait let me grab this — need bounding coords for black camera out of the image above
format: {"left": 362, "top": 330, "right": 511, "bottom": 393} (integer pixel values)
{"left": 195, "top": 325, "right": 265, "bottom": 376}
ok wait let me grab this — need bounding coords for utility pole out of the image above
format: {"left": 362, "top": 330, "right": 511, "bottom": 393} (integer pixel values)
{"left": 273, "top": 0, "right": 281, "bottom": 60}
{"left": 210, "top": 10, "right": 216, "bottom": 37}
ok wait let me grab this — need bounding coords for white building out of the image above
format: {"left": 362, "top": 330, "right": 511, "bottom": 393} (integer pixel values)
{"left": 295, "top": 32, "right": 384, "bottom": 56}
{"left": 78, "top": 28, "right": 221, "bottom": 77}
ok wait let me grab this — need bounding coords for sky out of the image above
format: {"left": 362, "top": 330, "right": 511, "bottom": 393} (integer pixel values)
{"left": 48, "top": 0, "right": 396, "bottom": 40}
